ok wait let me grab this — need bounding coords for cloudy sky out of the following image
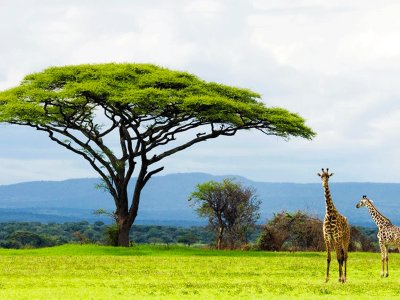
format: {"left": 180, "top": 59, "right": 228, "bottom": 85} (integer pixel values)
{"left": 0, "top": 0, "right": 399, "bottom": 184}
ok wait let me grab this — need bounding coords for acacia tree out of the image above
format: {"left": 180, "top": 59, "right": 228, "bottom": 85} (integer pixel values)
{"left": 189, "top": 179, "right": 261, "bottom": 249}
{"left": 0, "top": 63, "right": 315, "bottom": 246}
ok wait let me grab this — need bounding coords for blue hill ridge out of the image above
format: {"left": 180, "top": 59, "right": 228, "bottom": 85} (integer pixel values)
{"left": 0, "top": 173, "right": 398, "bottom": 227}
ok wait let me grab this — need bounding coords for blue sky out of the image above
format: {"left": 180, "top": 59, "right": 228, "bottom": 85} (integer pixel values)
{"left": 1, "top": 0, "right": 400, "bottom": 184}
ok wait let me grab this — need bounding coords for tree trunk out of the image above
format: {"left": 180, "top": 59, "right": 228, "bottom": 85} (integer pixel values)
{"left": 117, "top": 223, "right": 131, "bottom": 247}
{"left": 115, "top": 187, "right": 132, "bottom": 247}
{"left": 216, "top": 226, "right": 224, "bottom": 250}
{"left": 114, "top": 162, "right": 162, "bottom": 247}
{"left": 115, "top": 176, "right": 142, "bottom": 247}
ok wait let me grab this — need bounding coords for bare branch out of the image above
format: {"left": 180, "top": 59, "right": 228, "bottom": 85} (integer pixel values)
{"left": 32, "top": 125, "right": 118, "bottom": 203}
{"left": 143, "top": 166, "right": 164, "bottom": 186}
{"left": 148, "top": 124, "right": 248, "bottom": 164}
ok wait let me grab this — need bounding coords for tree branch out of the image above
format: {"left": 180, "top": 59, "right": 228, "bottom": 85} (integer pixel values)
{"left": 32, "top": 125, "right": 118, "bottom": 202}
{"left": 143, "top": 166, "right": 164, "bottom": 186}
{"left": 148, "top": 124, "right": 242, "bottom": 164}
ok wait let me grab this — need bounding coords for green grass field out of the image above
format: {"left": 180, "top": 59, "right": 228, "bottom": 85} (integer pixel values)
{"left": 0, "top": 245, "right": 399, "bottom": 299}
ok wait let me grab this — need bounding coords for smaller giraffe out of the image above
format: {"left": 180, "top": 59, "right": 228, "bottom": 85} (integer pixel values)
{"left": 356, "top": 195, "right": 400, "bottom": 277}
{"left": 318, "top": 168, "right": 350, "bottom": 283}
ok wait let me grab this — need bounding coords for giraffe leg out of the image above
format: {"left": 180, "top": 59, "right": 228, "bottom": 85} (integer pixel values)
{"left": 338, "top": 259, "right": 343, "bottom": 283}
{"left": 379, "top": 242, "right": 386, "bottom": 277}
{"left": 334, "top": 244, "right": 344, "bottom": 283}
{"left": 385, "top": 246, "right": 389, "bottom": 277}
{"left": 325, "top": 240, "right": 331, "bottom": 282}
{"left": 343, "top": 225, "right": 350, "bottom": 283}
{"left": 337, "top": 248, "right": 344, "bottom": 283}
{"left": 343, "top": 248, "right": 348, "bottom": 283}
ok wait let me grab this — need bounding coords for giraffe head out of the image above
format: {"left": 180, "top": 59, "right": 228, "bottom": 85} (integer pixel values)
{"left": 356, "top": 195, "right": 372, "bottom": 208}
{"left": 317, "top": 168, "right": 334, "bottom": 182}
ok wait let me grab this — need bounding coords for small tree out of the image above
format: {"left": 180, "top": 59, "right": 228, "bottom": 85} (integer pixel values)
{"left": 223, "top": 186, "right": 260, "bottom": 248}
{"left": 189, "top": 179, "right": 260, "bottom": 249}
{"left": 0, "top": 63, "right": 315, "bottom": 246}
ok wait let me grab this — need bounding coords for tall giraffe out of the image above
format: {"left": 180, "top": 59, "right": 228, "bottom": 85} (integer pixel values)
{"left": 356, "top": 195, "right": 400, "bottom": 277}
{"left": 318, "top": 168, "right": 350, "bottom": 283}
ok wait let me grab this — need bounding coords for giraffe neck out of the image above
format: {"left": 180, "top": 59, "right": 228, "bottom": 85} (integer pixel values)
{"left": 322, "top": 180, "right": 337, "bottom": 215}
{"left": 365, "top": 201, "right": 392, "bottom": 229}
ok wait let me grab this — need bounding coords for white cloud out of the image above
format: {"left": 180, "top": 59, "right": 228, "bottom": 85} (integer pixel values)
{"left": 184, "top": 0, "right": 224, "bottom": 16}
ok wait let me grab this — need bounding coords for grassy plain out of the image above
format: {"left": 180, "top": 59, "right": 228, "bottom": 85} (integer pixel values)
{"left": 0, "top": 244, "right": 399, "bottom": 299}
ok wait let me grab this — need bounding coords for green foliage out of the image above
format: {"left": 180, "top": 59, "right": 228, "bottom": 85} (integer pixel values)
{"left": 0, "top": 220, "right": 376, "bottom": 253}
{"left": 0, "top": 245, "right": 398, "bottom": 298}
{"left": 4, "top": 231, "right": 57, "bottom": 248}
{"left": 176, "top": 232, "right": 198, "bottom": 246}
{"left": 92, "top": 208, "right": 119, "bottom": 246}
{"left": 0, "top": 221, "right": 102, "bottom": 248}
{"left": 0, "top": 63, "right": 315, "bottom": 138}
{"left": 104, "top": 224, "right": 119, "bottom": 246}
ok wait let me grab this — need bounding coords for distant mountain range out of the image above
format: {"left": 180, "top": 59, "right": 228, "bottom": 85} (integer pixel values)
{"left": 0, "top": 172, "right": 399, "bottom": 227}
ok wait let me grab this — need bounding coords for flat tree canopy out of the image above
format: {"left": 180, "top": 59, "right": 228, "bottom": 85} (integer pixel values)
{"left": 0, "top": 63, "right": 315, "bottom": 246}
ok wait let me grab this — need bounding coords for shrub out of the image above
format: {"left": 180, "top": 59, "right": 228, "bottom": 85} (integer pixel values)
{"left": 258, "top": 211, "right": 324, "bottom": 251}
{"left": 258, "top": 211, "right": 376, "bottom": 252}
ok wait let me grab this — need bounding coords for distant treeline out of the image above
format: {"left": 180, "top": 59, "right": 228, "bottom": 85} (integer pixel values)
{"left": 0, "top": 221, "right": 261, "bottom": 249}
{"left": 0, "top": 216, "right": 379, "bottom": 251}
